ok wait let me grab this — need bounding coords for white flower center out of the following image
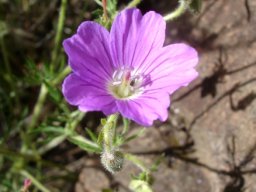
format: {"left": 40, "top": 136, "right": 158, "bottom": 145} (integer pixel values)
{"left": 108, "top": 68, "right": 145, "bottom": 99}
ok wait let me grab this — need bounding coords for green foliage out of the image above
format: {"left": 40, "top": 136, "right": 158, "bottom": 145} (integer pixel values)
{"left": 67, "top": 135, "right": 102, "bottom": 153}
{"left": 0, "top": 0, "right": 191, "bottom": 191}
{"left": 0, "top": 20, "right": 8, "bottom": 38}
{"left": 189, "top": 0, "right": 202, "bottom": 13}
{"left": 129, "top": 180, "right": 153, "bottom": 192}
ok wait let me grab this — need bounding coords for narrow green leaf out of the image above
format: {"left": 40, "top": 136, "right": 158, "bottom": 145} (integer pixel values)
{"left": 29, "top": 126, "right": 65, "bottom": 134}
{"left": 85, "top": 128, "right": 98, "bottom": 143}
{"left": 68, "top": 135, "right": 102, "bottom": 153}
{"left": 124, "top": 128, "right": 145, "bottom": 143}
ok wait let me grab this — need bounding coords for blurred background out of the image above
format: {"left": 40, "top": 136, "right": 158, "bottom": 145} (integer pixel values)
{"left": 0, "top": 0, "right": 256, "bottom": 191}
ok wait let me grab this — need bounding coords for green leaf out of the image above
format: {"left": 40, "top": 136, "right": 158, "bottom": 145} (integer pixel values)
{"left": 150, "top": 155, "right": 164, "bottom": 172}
{"left": 124, "top": 128, "right": 145, "bottom": 143}
{"left": 129, "top": 180, "right": 153, "bottom": 192}
{"left": 114, "top": 135, "right": 124, "bottom": 147}
{"left": 85, "top": 128, "right": 98, "bottom": 143}
{"left": 30, "top": 126, "right": 65, "bottom": 134}
{"left": 189, "top": 0, "right": 202, "bottom": 13}
{"left": 24, "top": 59, "right": 42, "bottom": 85}
{"left": 68, "top": 135, "right": 102, "bottom": 153}
{"left": 43, "top": 80, "right": 61, "bottom": 103}
{"left": 107, "top": 0, "right": 117, "bottom": 13}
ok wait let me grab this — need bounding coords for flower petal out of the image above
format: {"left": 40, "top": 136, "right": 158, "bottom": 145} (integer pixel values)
{"left": 110, "top": 8, "right": 166, "bottom": 69}
{"left": 116, "top": 92, "right": 170, "bottom": 126}
{"left": 62, "top": 73, "right": 116, "bottom": 115}
{"left": 63, "top": 21, "right": 113, "bottom": 85}
{"left": 140, "top": 44, "right": 198, "bottom": 94}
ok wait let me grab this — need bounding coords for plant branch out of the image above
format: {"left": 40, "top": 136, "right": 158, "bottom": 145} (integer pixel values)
{"left": 164, "top": 0, "right": 191, "bottom": 21}
{"left": 50, "top": 0, "right": 67, "bottom": 71}
{"left": 126, "top": 0, "right": 142, "bottom": 8}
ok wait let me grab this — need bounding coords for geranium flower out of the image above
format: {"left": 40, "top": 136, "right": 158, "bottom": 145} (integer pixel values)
{"left": 62, "top": 8, "right": 198, "bottom": 126}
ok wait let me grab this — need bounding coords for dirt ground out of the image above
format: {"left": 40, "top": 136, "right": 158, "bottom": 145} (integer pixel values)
{"left": 74, "top": 0, "right": 256, "bottom": 191}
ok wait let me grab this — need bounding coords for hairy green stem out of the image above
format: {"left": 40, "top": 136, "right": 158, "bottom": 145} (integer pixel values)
{"left": 163, "top": 0, "right": 191, "bottom": 21}
{"left": 103, "top": 114, "right": 119, "bottom": 152}
{"left": 122, "top": 117, "right": 130, "bottom": 135}
{"left": 20, "top": 170, "right": 50, "bottom": 192}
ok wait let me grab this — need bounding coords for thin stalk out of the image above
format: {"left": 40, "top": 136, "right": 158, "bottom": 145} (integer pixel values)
{"left": 28, "top": 84, "right": 48, "bottom": 131}
{"left": 52, "top": 65, "right": 71, "bottom": 85}
{"left": 163, "top": 0, "right": 191, "bottom": 21}
{"left": 68, "top": 111, "right": 85, "bottom": 131}
{"left": 126, "top": 0, "right": 141, "bottom": 8}
{"left": 121, "top": 117, "right": 130, "bottom": 135}
{"left": 38, "top": 135, "right": 67, "bottom": 155}
{"left": 50, "top": 0, "right": 67, "bottom": 71}
{"left": 20, "top": 170, "right": 50, "bottom": 192}
{"left": 102, "top": 0, "right": 108, "bottom": 21}
{"left": 103, "top": 114, "right": 119, "bottom": 153}
{"left": 124, "top": 153, "right": 149, "bottom": 173}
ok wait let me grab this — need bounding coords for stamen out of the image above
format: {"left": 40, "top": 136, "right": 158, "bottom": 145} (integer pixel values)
{"left": 109, "top": 68, "right": 145, "bottom": 99}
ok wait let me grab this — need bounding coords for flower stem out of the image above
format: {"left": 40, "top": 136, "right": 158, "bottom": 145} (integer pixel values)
{"left": 103, "top": 114, "right": 119, "bottom": 153}
{"left": 163, "top": 0, "right": 191, "bottom": 21}
{"left": 126, "top": 0, "right": 142, "bottom": 8}
{"left": 52, "top": 66, "right": 71, "bottom": 85}
{"left": 20, "top": 170, "right": 50, "bottom": 192}
{"left": 28, "top": 84, "right": 48, "bottom": 131}
{"left": 124, "top": 153, "right": 149, "bottom": 173}
{"left": 122, "top": 117, "right": 130, "bottom": 135}
{"left": 50, "top": 0, "right": 67, "bottom": 72}
{"left": 102, "top": 0, "right": 108, "bottom": 21}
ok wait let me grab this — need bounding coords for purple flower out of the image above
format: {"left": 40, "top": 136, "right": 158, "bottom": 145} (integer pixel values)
{"left": 62, "top": 8, "right": 198, "bottom": 126}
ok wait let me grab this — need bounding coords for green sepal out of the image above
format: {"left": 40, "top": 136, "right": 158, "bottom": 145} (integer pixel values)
{"left": 101, "top": 118, "right": 107, "bottom": 125}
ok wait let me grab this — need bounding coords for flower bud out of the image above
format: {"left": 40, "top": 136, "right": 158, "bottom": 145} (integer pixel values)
{"left": 101, "top": 151, "right": 124, "bottom": 173}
